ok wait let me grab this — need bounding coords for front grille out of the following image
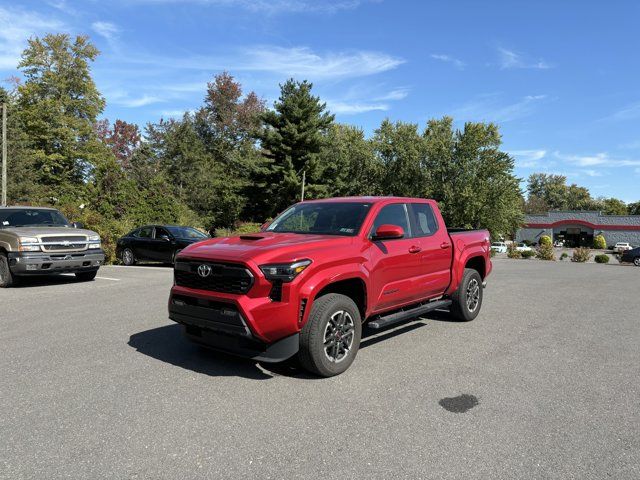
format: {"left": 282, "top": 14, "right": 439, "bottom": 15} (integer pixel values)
{"left": 41, "top": 235, "right": 88, "bottom": 252}
{"left": 174, "top": 261, "right": 254, "bottom": 294}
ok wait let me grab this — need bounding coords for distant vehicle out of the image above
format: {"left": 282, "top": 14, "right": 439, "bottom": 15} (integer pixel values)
{"left": 0, "top": 206, "right": 104, "bottom": 287}
{"left": 553, "top": 240, "right": 564, "bottom": 248}
{"left": 515, "top": 243, "right": 534, "bottom": 252}
{"left": 614, "top": 242, "right": 633, "bottom": 253}
{"left": 620, "top": 247, "right": 640, "bottom": 266}
{"left": 490, "top": 242, "right": 507, "bottom": 253}
{"left": 116, "top": 225, "right": 209, "bottom": 265}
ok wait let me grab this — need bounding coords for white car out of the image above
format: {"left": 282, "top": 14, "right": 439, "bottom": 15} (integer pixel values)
{"left": 515, "top": 242, "right": 534, "bottom": 252}
{"left": 614, "top": 242, "right": 632, "bottom": 253}
{"left": 491, "top": 242, "right": 507, "bottom": 253}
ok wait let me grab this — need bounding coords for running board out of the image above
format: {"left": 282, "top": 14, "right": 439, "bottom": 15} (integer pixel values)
{"left": 367, "top": 299, "right": 452, "bottom": 330}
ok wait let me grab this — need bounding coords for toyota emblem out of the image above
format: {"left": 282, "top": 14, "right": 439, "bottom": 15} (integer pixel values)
{"left": 197, "top": 264, "right": 212, "bottom": 278}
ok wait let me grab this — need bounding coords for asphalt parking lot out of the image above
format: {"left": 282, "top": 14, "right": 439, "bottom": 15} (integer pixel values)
{"left": 1, "top": 260, "right": 639, "bottom": 479}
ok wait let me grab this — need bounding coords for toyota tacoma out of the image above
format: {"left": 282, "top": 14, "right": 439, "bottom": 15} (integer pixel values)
{"left": 169, "top": 197, "right": 492, "bottom": 376}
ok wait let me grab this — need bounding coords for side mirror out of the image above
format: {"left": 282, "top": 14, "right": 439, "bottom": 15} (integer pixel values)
{"left": 372, "top": 224, "right": 404, "bottom": 240}
{"left": 72, "top": 222, "right": 84, "bottom": 229}
{"left": 159, "top": 235, "right": 171, "bottom": 242}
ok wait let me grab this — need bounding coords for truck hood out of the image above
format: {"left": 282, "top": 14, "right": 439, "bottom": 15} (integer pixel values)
{"left": 179, "top": 232, "right": 354, "bottom": 264}
{"left": 3, "top": 226, "right": 99, "bottom": 238}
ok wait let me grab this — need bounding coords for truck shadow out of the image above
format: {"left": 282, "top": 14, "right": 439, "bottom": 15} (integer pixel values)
{"left": 129, "top": 312, "right": 451, "bottom": 380}
{"left": 13, "top": 274, "right": 86, "bottom": 288}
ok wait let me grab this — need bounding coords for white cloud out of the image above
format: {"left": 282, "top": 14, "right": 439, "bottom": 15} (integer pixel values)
{"left": 509, "top": 149, "right": 547, "bottom": 167}
{"left": 0, "top": 6, "right": 64, "bottom": 70}
{"left": 131, "top": 0, "right": 368, "bottom": 15}
{"left": 430, "top": 53, "right": 465, "bottom": 69}
{"left": 375, "top": 88, "right": 409, "bottom": 101}
{"left": 582, "top": 169, "right": 603, "bottom": 177}
{"left": 554, "top": 151, "right": 640, "bottom": 167}
{"left": 604, "top": 101, "right": 640, "bottom": 122}
{"left": 449, "top": 93, "right": 547, "bottom": 123}
{"left": 92, "top": 21, "right": 120, "bottom": 41}
{"left": 237, "top": 46, "right": 404, "bottom": 79}
{"left": 326, "top": 101, "right": 388, "bottom": 114}
{"left": 110, "top": 92, "right": 165, "bottom": 107}
{"left": 497, "top": 47, "right": 552, "bottom": 70}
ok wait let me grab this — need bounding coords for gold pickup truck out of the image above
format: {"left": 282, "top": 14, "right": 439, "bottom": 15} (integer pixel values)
{"left": 0, "top": 206, "right": 105, "bottom": 287}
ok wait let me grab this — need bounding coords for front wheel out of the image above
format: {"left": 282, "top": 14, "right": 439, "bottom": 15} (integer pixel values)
{"left": 75, "top": 270, "right": 97, "bottom": 282}
{"left": 0, "top": 253, "right": 16, "bottom": 288}
{"left": 298, "top": 293, "right": 362, "bottom": 377}
{"left": 449, "top": 268, "right": 483, "bottom": 321}
{"left": 121, "top": 248, "right": 136, "bottom": 266}
{"left": 634, "top": 257, "right": 640, "bottom": 267}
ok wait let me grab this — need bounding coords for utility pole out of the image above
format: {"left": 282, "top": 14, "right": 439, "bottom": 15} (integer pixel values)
{"left": 1, "top": 103, "right": 6, "bottom": 207}
{"left": 301, "top": 170, "right": 306, "bottom": 202}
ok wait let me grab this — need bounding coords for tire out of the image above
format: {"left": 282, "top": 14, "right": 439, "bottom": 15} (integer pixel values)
{"left": 449, "top": 268, "right": 483, "bottom": 322}
{"left": 634, "top": 257, "right": 640, "bottom": 267}
{"left": 0, "top": 253, "right": 16, "bottom": 288}
{"left": 298, "top": 293, "right": 362, "bottom": 377}
{"left": 121, "top": 248, "right": 136, "bottom": 266}
{"left": 75, "top": 270, "right": 97, "bottom": 282}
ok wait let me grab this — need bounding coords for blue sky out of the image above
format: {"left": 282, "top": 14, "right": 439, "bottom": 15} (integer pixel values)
{"left": 1, "top": 0, "right": 640, "bottom": 202}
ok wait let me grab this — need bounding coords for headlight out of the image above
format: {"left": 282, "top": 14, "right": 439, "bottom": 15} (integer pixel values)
{"left": 88, "top": 235, "right": 101, "bottom": 249}
{"left": 19, "top": 237, "right": 40, "bottom": 252}
{"left": 259, "top": 259, "right": 312, "bottom": 282}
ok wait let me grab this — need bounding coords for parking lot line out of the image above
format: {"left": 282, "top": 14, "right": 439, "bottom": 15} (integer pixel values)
{"left": 107, "top": 265, "right": 173, "bottom": 271}
{"left": 96, "top": 276, "right": 121, "bottom": 281}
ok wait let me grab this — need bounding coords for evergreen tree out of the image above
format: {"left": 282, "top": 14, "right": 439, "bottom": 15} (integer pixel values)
{"left": 258, "top": 79, "right": 334, "bottom": 216}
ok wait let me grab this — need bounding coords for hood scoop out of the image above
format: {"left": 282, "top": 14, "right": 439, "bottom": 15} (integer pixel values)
{"left": 239, "top": 235, "right": 265, "bottom": 241}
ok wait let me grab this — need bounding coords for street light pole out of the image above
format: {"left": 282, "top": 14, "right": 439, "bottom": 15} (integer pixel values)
{"left": 1, "top": 103, "right": 6, "bottom": 207}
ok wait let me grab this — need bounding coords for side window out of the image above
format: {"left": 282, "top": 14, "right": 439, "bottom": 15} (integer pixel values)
{"left": 138, "top": 227, "right": 152, "bottom": 238}
{"left": 154, "top": 227, "right": 170, "bottom": 239}
{"left": 410, "top": 203, "right": 439, "bottom": 237}
{"left": 370, "top": 203, "right": 411, "bottom": 238}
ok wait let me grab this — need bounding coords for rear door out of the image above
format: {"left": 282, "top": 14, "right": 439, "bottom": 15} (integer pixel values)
{"left": 407, "top": 202, "right": 452, "bottom": 298}
{"left": 367, "top": 203, "right": 428, "bottom": 312}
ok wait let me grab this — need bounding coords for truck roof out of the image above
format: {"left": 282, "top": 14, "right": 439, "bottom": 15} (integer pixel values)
{"left": 301, "top": 196, "right": 431, "bottom": 204}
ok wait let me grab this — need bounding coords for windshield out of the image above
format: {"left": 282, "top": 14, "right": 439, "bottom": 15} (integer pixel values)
{"left": 166, "top": 226, "right": 208, "bottom": 239}
{"left": 266, "top": 202, "right": 372, "bottom": 236}
{"left": 0, "top": 208, "right": 71, "bottom": 228}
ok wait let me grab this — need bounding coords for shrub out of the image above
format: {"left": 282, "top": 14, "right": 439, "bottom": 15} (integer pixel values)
{"left": 507, "top": 243, "right": 521, "bottom": 259}
{"left": 521, "top": 249, "right": 536, "bottom": 259}
{"left": 490, "top": 248, "right": 496, "bottom": 258}
{"left": 536, "top": 243, "right": 555, "bottom": 261}
{"left": 594, "top": 254, "right": 610, "bottom": 263}
{"left": 572, "top": 247, "right": 591, "bottom": 263}
{"left": 560, "top": 252, "right": 568, "bottom": 260}
{"left": 539, "top": 235, "right": 552, "bottom": 247}
{"left": 215, "top": 222, "right": 262, "bottom": 237}
{"left": 593, "top": 234, "right": 607, "bottom": 250}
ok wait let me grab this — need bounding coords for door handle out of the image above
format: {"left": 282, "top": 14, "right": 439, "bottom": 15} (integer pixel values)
{"left": 409, "top": 245, "right": 422, "bottom": 254}
{"left": 440, "top": 242, "right": 451, "bottom": 249}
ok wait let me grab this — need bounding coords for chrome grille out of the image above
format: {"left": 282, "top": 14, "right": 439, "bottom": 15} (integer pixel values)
{"left": 40, "top": 235, "right": 88, "bottom": 252}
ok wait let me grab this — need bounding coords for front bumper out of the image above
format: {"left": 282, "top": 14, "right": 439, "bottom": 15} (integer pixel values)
{"left": 8, "top": 250, "right": 105, "bottom": 275}
{"left": 168, "top": 293, "right": 299, "bottom": 362}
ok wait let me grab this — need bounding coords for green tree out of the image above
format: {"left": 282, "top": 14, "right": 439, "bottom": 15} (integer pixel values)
{"left": 372, "top": 119, "right": 427, "bottom": 197}
{"left": 527, "top": 173, "right": 570, "bottom": 210}
{"left": 17, "top": 34, "right": 106, "bottom": 202}
{"left": 317, "top": 123, "right": 381, "bottom": 197}
{"left": 258, "top": 79, "right": 334, "bottom": 215}
{"left": 596, "top": 197, "right": 628, "bottom": 215}
{"left": 424, "top": 117, "right": 523, "bottom": 235}
{"left": 628, "top": 201, "right": 640, "bottom": 215}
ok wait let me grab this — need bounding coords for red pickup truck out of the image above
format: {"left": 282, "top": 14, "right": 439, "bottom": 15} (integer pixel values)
{"left": 169, "top": 197, "right": 491, "bottom": 376}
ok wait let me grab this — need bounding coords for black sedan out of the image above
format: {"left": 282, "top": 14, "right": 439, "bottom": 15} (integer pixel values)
{"left": 620, "top": 246, "right": 640, "bottom": 266}
{"left": 116, "top": 225, "right": 209, "bottom": 265}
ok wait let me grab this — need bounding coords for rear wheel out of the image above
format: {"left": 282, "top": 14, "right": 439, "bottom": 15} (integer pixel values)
{"left": 298, "top": 293, "right": 362, "bottom": 377}
{"left": 449, "top": 268, "right": 483, "bottom": 322}
{"left": 75, "top": 270, "right": 97, "bottom": 282}
{"left": 0, "top": 253, "right": 16, "bottom": 288}
{"left": 121, "top": 248, "right": 136, "bottom": 266}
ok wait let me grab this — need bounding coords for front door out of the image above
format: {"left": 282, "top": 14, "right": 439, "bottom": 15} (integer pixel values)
{"left": 367, "top": 203, "right": 426, "bottom": 312}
